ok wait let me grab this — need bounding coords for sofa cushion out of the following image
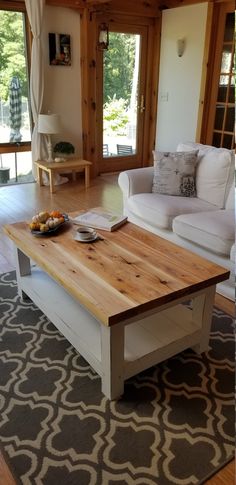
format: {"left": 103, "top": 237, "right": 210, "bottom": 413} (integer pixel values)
{"left": 152, "top": 150, "right": 198, "bottom": 197}
{"left": 177, "top": 142, "right": 234, "bottom": 208}
{"left": 127, "top": 193, "right": 217, "bottom": 230}
{"left": 173, "top": 209, "right": 235, "bottom": 256}
{"left": 230, "top": 243, "right": 235, "bottom": 263}
{"left": 225, "top": 183, "right": 235, "bottom": 210}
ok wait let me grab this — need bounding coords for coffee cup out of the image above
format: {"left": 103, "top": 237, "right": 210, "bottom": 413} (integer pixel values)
{"left": 75, "top": 226, "right": 97, "bottom": 241}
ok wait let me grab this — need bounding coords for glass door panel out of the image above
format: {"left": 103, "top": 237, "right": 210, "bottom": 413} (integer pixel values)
{"left": 211, "top": 12, "right": 235, "bottom": 149}
{"left": 97, "top": 18, "right": 148, "bottom": 173}
{"left": 103, "top": 32, "right": 140, "bottom": 158}
{"left": 203, "top": 4, "right": 235, "bottom": 150}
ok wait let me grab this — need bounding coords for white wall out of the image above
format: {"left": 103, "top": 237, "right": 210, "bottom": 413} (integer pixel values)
{"left": 40, "top": 4, "right": 208, "bottom": 158}
{"left": 156, "top": 3, "right": 208, "bottom": 152}
{"left": 42, "top": 6, "right": 82, "bottom": 156}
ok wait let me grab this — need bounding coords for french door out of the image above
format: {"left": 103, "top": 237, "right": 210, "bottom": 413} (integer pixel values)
{"left": 202, "top": 1, "right": 235, "bottom": 149}
{"left": 96, "top": 17, "right": 149, "bottom": 173}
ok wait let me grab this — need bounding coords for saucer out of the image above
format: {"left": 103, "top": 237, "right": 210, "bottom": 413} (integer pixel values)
{"left": 74, "top": 233, "right": 98, "bottom": 243}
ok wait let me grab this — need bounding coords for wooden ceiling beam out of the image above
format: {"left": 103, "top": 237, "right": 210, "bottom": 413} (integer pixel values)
{"left": 86, "top": 0, "right": 111, "bottom": 4}
{"left": 6, "top": 0, "right": 219, "bottom": 9}
{"left": 8, "top": 0, "right": 214, "bottom": 11}
{"left": 104, "top": 0, "right": 160, "bottom": 17}
{"left": 158, "top": 0, "right": 225, "bottom": 8}
{"left": 46, "top": 0, "right": 112, "bottom": 8}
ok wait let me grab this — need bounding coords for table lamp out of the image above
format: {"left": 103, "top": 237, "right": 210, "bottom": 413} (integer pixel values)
{"left": 38, "top": 113, "right": 61, "bottom": 162}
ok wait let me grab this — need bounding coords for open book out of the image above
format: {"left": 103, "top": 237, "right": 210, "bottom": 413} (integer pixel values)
{"left": 70, "top": 207, "right": 127, "bottom": 232}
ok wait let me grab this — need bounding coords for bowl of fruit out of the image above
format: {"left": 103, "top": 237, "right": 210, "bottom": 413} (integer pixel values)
{"left": 29, "top": 210, "right": 69, "bottom": 235}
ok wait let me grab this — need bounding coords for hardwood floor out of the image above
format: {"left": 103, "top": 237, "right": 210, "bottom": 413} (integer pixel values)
{"left": 0, "top": 175, "right": 234, "bottom": 485}
{"left": 0, "top": 452, "right": 15, "bottom": 485}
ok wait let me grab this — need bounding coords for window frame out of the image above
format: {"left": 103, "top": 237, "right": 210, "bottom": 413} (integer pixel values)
{"left": 0, "top": 0, "right": 32, "bottom": 155}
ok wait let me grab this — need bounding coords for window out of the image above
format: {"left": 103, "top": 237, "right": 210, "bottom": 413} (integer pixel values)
{"left": 0, "top": 3, "right": 33, "bottom": 184}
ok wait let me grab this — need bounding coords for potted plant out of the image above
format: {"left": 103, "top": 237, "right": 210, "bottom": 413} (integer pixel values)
{"left": 53, "top": 141, "right": 75, "bottom": 160}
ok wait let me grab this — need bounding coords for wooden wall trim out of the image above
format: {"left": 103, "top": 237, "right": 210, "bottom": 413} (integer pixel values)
{"left": 144, "top": 16, "right": 161, "bottom": 166}
{"left": 80, "top": 8, "right": 98, "bottom": 176}
{"left": 0, "top": 1, "right": 25, "bottom": 11}
{"left": 195, "top": 2, "right": 213, "bottom": 142}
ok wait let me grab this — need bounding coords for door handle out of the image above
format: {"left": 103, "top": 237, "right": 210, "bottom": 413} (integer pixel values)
{"left": 140, "top": 94, "right": 145, "bottom": 113}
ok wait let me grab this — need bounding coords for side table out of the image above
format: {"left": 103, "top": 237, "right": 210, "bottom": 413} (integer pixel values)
{"left": 35, "top": 158, "right": 92, "bottom": 194}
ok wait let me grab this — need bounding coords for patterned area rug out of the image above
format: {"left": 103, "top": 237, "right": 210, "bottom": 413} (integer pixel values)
{"left": 0, "top": 271, "right": 234, "bottom": 485}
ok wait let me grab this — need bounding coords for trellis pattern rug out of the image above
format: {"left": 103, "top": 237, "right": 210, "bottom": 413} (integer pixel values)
{"left": 0, "top": 271, "right": 234, "bottom": 485}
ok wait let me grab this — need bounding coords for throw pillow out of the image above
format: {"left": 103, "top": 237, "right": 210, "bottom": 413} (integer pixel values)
{"left": 177, "top": 142, "right": 234, "bottom": 208}
{"left": 152, "top": 150, "right": 198, "bottom": 197}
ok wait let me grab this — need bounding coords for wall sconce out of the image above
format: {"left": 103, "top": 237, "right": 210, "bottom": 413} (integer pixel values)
{"left": 177, "top": 38, "right": 185, "bottom": 57}
{"left": 98, "top": 23, "right": 109, "bottom": 51}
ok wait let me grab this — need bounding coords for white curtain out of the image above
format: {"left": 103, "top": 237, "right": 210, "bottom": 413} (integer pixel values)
{"left": 25, "top": 0, "right": 45, "bottom": 179}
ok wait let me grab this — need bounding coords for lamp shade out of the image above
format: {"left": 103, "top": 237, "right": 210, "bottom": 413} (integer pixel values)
{"left": 38, "top": 113, "right": 61, "bottom": 134}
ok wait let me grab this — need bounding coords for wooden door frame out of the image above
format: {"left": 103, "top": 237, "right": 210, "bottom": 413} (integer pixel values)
{"left": 80, "top": 8, "right": 161, "bottom": 177}
{"left": 200, "top": 0, "right": 234, "bottom": 145}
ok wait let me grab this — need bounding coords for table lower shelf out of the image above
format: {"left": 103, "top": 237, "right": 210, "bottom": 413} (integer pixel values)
{"left": 19, "top": 267, "right": 202, "bottom": 385}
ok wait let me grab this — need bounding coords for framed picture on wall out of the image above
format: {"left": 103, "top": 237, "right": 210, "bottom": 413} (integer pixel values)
{"left": 49, "top": 33, "right": 71, "bottom": 66}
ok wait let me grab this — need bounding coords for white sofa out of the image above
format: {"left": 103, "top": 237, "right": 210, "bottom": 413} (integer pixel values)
{"left": 118, "top": 142, "right": 235, "bottom": 301}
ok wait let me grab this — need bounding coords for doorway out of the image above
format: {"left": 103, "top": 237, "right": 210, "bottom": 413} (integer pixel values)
{"left": 96, "top": 18, "right": 150, "bottom": 173}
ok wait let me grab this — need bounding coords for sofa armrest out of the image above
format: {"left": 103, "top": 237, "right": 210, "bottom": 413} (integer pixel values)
{"left": 118, "top": 167, "right": 154, "bottom": 198}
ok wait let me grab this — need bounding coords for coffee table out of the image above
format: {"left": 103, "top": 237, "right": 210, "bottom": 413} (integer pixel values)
{"left": 4, "top": 216, "right": 229, "bottom": 399}
{"left": 35, "top": 159, "right": 92, "bottom": 193}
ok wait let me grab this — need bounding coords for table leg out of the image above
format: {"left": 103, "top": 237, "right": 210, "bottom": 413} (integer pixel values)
{"left": 48, "top": 169, "right": 55, "bottom": 193}
{"left": 37, "top": 166, "right": 43, "bottom": 186}
{"left": 72, "top": 170, "right": 76, "bottom": 182}
{"left": 85, "top": 165, "right": 90, "bottom": 188}
{"left": 191, "top": 286, "right": 215, "bottom": 354}
{"left": 101, "top": 323, "right": 125, "bottom": 399}
{"left": 14, "top": 247, "right": 31, "bottom": 300}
